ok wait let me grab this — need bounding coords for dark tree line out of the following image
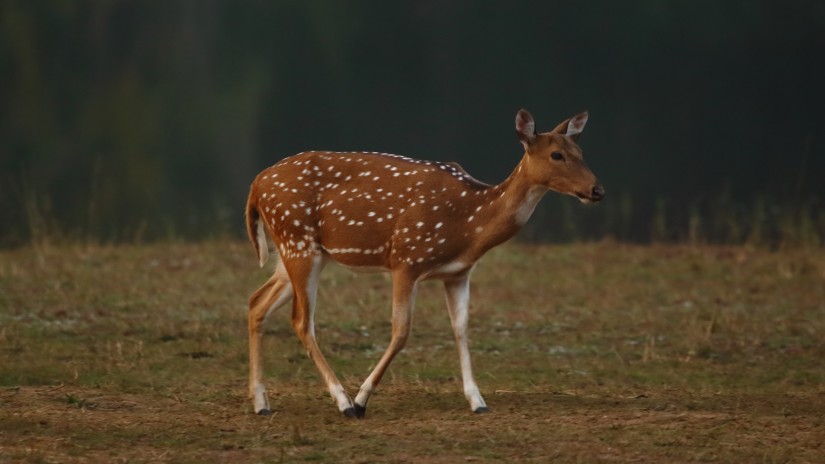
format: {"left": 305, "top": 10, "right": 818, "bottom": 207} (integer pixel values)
{"left": 2, "top": 1, "right": 824, "bottom": 246}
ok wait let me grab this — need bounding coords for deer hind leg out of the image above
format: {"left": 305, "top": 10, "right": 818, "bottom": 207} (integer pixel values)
{"left": 444, "top": 274, "right": 488, "bottom": 413}
{"left": 248, "top": 259, "right": 293, "bottom": 415}
{"left": 354, "top": 269, "right": 418, "bottom": 417}
{"left": 285, "top": 253, "right": 356, "bottom": 417}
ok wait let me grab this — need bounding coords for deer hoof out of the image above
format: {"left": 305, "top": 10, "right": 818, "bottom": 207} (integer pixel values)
{"left": 473, "top": 406, "right": 490, "bottom": 414}
{"left": 354, "top": 404, "right": 366, "bottom": 418}
{"left": 256, "top": 408, "right": 272, "bottom": 416}
{"left": 343, "top": 405, "right": 366, "bottom": 418}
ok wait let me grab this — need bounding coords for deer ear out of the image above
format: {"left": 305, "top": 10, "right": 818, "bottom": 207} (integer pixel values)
{"left": 552, "top": 111, "right": 589, "bottom": 140}
{"left": 515, "top": 109, "right": 536, "bottom": 150}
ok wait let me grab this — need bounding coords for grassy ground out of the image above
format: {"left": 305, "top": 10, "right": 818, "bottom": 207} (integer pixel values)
{"left": 1, "top": 241, "right": 824, "bottom": 463}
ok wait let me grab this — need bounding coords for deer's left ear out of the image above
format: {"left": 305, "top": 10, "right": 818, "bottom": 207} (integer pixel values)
{"left": 552, "top": 111, "right": 589, "bottom": 141}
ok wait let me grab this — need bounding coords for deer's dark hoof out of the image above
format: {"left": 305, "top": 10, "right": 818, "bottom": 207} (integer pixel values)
{"left": 257, "top": 408, "right": 272, "bottom": 416}
{"left": 343, "top": 404, "right": 367, "bottom": 419}
{"left": 354, "top": 404, "right": 366, "bottom": 418}
{"left": 473, "top": 406, "right": 490, "bottom": 414}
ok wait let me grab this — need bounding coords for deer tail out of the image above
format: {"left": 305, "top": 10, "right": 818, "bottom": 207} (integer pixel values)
{"left": 245, "top": 186, "right": 269, "bottom": 267}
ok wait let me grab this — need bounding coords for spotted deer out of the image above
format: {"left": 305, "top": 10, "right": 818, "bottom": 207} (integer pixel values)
{"left": 245, "top": 109, "right": 604, "bottom": 417}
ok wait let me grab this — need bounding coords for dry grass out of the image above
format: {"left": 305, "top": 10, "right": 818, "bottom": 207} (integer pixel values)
{"left": 1, "top": 241, "right": 824, "bottom": 462}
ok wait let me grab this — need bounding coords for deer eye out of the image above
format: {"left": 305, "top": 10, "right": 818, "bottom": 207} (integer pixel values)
{"left": 550, "top": 152, "right": 564, "bottom": 161}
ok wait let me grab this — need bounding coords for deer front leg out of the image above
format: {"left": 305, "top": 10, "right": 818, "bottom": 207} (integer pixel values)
{"left": 248, "top": 262, "right": 293, "bottom": 415}
{"left": 354, "top": 270, "right": 418, "bottom": 417}
{"left": 444, "top": 274, "right": 488, "bottom": 413}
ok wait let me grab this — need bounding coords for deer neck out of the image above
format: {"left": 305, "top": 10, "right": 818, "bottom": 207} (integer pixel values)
{"left": 470, "top": 155, "right": 547, "bottom": 254}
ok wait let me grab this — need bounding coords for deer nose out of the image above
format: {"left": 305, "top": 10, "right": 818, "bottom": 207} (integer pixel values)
{"left": 591, "top": 185, "right": 605, "bottom": 202}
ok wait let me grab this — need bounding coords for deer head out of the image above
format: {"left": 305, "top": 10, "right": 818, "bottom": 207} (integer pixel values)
{"left": 515, "top": 109, "right": 604, "bottom": 203}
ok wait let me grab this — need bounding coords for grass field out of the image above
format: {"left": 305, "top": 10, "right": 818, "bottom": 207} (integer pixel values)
{"left": 1, "top": 241, "right": 824, "bottom": 463}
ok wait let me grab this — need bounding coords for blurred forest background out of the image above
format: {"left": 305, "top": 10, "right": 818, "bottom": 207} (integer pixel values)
{"left": 1, "top": 1, "right": 824, "bottom": 247}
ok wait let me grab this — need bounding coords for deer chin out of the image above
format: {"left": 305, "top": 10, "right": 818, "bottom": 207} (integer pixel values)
{"left": 551, "top": 189, "right": 593, "bottom": 204}
{"left": 574, "top": 185, "right": 605, "bottom": 204}
{"left": 574, "top": 192, "right": 595, "bottom": 204}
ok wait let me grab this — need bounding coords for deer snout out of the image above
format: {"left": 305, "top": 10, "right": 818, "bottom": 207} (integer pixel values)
{"left": 591, "top": 185, "right": 605, "bottom": 202}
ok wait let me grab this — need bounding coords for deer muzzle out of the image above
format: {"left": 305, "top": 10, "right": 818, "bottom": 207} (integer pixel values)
{"left": 576, "top": 184, "right": 605, "bottom": 203}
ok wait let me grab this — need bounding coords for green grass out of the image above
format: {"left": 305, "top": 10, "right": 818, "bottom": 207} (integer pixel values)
{"left": 1, "top": 241, "right": 824, "bottom": 462}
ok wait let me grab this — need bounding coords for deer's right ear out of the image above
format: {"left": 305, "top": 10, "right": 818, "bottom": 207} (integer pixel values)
{"left": 515, "top": 109, "right": 536, "bottom": 150}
